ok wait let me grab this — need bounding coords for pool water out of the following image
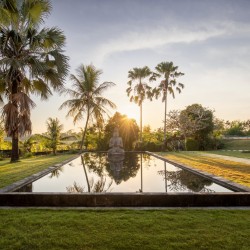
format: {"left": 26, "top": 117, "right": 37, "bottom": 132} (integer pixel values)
{"left": 16, "top": 153, "right": 234, "bottom": 193}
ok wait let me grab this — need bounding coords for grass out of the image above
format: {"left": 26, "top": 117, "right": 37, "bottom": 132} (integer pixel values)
{"left": 0, "top": 154, "right": 77, "bottom": 189}
{"left": 0, "top": 209, "right": 249, "bottom": 250}
{"left": 222, "top": 139, "right": 250, "bottom": 150}
{"left": 207, "top": 150, "right": 250, "bottom": 159}
{"left": 159, "top": 152, "right": 250, "bottom": 187}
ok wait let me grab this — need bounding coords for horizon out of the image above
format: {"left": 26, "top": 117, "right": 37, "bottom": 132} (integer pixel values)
{"left": 24, "top": 0, "right": 250, "bottom": 133}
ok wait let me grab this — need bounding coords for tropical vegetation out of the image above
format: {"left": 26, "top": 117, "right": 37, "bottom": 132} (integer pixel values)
{"left": 60, "top": 64, "right": 116, "bottom": 151}
{"left": 126, "top": 66, "right": 153, "bottom": 143}
{"left": 153, "top": 61, "right": 184, "bottom": 148}
{"left": 0, "top": 0, "right": 69, "bottom": 162}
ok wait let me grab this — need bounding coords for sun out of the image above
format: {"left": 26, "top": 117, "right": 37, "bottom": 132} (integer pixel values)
{"left": 120, "top": 106, "right": 139, "bottom": 123}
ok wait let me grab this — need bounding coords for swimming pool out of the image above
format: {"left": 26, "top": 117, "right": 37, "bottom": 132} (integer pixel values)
{"left": 15, "top": 153, "right": 234, "bottom": 193}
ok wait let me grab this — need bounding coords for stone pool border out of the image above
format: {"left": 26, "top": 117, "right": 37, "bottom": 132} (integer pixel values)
{"left": 0, "top": 152, "right": 249, "bottom": 207}
{"left": 147, "top": 152, "right": 250, "bottom": 192}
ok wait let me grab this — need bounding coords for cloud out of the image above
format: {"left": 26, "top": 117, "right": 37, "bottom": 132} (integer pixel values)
{"left": 94, "top": 21, "right": 250, "bottom": 63}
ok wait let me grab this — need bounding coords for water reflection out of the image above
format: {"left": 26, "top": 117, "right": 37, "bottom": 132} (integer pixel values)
{"left": 49, "top": 168, "right": 64, "bottom": 179}
{"left": 105, "top": 153, "right": 140, "bottom": 185}
{"left": 158, "top": 169, "right": 214, "bottom": 192}
{"left": 15, "top": 153, "right": 233, "bottom": 193}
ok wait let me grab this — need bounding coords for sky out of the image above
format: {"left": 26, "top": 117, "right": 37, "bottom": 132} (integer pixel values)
{"left": 30, "top": 0, "right": 250, "bottom": 133}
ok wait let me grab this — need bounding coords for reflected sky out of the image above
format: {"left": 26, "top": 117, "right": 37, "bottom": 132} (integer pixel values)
{"left": 16, "top": 153, "right": 233, "bottom": 193}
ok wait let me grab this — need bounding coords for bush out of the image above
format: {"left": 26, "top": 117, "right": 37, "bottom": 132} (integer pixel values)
{"left": 185, "top": 138, "right": 199, "bottom": 151}
{"left": 22, "top": 152, "right": 33, "bottom": 158}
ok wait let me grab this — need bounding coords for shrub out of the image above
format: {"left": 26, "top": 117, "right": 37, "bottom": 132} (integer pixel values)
{"left": 185, "top": 138, "right": 199, "bottom": 151}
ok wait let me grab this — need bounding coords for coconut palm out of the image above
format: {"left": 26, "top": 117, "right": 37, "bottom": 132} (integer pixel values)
{"left": 126, "top": 66, "right": 153, "bottom": 143}
{"left": 45, "top": 118, "right": 63, "bottom": 155}
{"left": 154, "top": 62, "right": 184, "bottom": 148}
{"left": 60, "top": 64, "right": 116, "bottom": 151}
{"left": 0, "top": 0, "right": 69, "bottom": 161}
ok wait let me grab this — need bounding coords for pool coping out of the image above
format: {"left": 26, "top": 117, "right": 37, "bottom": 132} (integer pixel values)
{"left": 147, "top": 152, "right": 250, "bottom": 192}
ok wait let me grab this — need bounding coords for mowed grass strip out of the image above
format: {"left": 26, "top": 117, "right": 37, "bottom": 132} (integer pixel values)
{"left": 0, "top": 209, "right": 249, "bottom": 250}
{"left": 0, "top": 154, "right": 77, "bottom": 189}
{"left": 159, "top": 152, "right": 250, "bottom": 187}
{"left": 207, "top": 150, "right": 250, "bottom": 160}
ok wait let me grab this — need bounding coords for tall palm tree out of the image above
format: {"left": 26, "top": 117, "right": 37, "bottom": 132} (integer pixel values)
{"left": 154, "top": 62, "right": 184, "bottom": 148}
{"left": 0, "top": 0, "right": 69, "bottom": 161}
{"left": 126, "top": 66, "right": 153, "bottom": 143}
{"left": 45, "top": 117, "right": 63, "bottom": 155}
{"left": 60, "top": 64, "right": 116, "bottom": 151}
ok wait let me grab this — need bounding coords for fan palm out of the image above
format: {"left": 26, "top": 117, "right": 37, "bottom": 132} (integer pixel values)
{"left": 126, "top": 66, "right": 153, "bottom": 143}
{"left": 60, "top": 64, "right": 116, "bottom": 151}
{"left": 0, "top": 0, "right": 69, "bottom": 161}
{"left": 154, "top": 62, "right": 184, "bottom": 148}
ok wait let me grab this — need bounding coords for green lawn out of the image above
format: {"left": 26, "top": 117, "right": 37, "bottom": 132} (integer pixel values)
{"left": 222, "top": 139, "right": 250, "bottom": 150}
{"left": 159, "top": 151, "right": 250, "bottom": 187}
{"left": 0, "top": 154, "right": 77, "bottom": 189}
{"left": 207, "top": 150, "right": 250, "bottom": 159}
{"left": 0, "top": 209, "right": 249, "bottom": 250}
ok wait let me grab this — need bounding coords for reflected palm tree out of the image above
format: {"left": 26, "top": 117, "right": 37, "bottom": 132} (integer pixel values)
{"left": 89, "top": 176, "right": 113, "bottom": 193}
{"left": 66, "top": 181, "right": 84, "bottom": 193}
{"left": 49, "top": 167, "right": 64, "bottom": 179}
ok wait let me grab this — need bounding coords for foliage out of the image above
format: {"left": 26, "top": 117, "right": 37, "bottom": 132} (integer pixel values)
{"left": 45, "top": 118, "right": 63, "bottom": 155}
{"left": 152, "top": 61, "right": 184, "bottom": 146}
{"left": 103, "top": 112, "right": 139, "bottom": 151}
{"left": 60, "top": 64, "right": 116, "bottom": 151}
{"left": 0, "top": 0, "right": 69, "bottom": 161}
{"left": 166, "top": 104, "right": 214, "bottom": 150}
{"left": 185, "top": 138, "right": 199, "bottom": 151}
{"left": 0, "top": 209, "right": 250, "bottom": 250}
{"left": 126, "top": 66, "right": 153, "bottom": 142}
{"left": 224, "top": 120, "right": 250, "bottom": 136}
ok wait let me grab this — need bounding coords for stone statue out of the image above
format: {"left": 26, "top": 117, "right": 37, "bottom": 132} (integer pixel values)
{"left": 108, "top": 127, "right": 125, "bottom": 155}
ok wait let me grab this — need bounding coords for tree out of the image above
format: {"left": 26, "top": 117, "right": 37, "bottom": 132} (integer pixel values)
{"left": 45, "top": 117, "right": 63, "bottom": 155}
{"left": 0, "top": 0, "right": 69, "bottom": 161}
{"left": 0, "top": 118, "right": 4, "bottom": 144}
{"left": 126, "top": 66, "right": 153, "bottom": 144}
{"left": 104, "top": 112, "right": 139, "bottom": 151}
{"left": 60, "top": 64, "right": 116, "bottom": 151}
{"left": 166, "top": 104, "right": 214, "bottom": 150}
{"left": 153, "top": 62, "right": 184, "bottom": 148}
{"left": 179, "top": 104, "right": 214, "bottom": 150}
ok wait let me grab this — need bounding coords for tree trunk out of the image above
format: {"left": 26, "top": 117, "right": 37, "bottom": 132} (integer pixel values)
{"left": 80, "top": 112, "right": 90, "bottom": 152}
{"left": 10, "top": 77, "right": 19, "bottom": 162}
{"left": 163, "top": 91, "right": 168, "bottom": 151}
{"left": 11, "top": 130, "right": 19, "bottom": 162}
{"left": 140, "top": 102, "right": 142, "bottom": 143}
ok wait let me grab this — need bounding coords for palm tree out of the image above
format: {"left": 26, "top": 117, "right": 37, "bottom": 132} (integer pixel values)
{"left": 0, "top": 0, "right": 69, "bottom": 161}
{"left": 154, "top": 62, "right": 184, "bottom": 148}
{"left": 60, "top": 64, "right": 116, "bottom": 151}
{"left": 126, "top": 66, "right": 153, "bottom": 143}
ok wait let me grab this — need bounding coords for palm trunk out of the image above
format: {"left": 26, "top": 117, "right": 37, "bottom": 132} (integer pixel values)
{"left": 11, "top": 130, "right": 19, "bottom": 162}
{"left": 140, "top": 102, "right": 142, "bottom": 143}
{"left": 10, "top": 78, "right": 19, "bottom": 162}
{"left": 163, "top": 91, "right": 168, "bottom": 151}
{"left": 80, "top": 110, "right": 90, "bottom": 152}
